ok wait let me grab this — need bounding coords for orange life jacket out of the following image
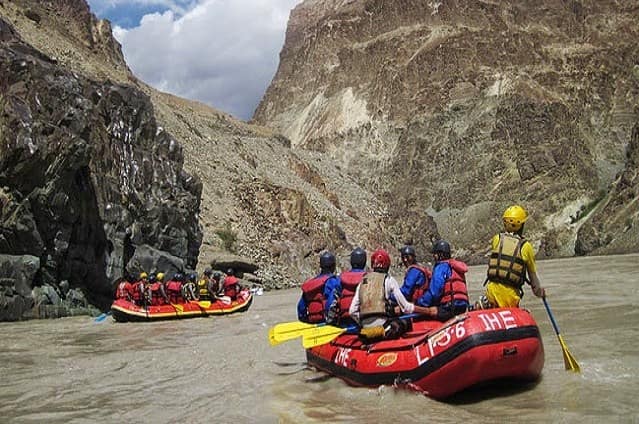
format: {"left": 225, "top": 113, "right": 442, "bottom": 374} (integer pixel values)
{"left": 438, "top": 259, "right": 469, "bottom": 306}
{"left": 407, "top": 264, "right": 432, "bottom": 302}
{"left": 301, "top": 275, "right": 330, "bottom": 323}
{"left": 338, "top": 270, "right": 365, "bottom": 318}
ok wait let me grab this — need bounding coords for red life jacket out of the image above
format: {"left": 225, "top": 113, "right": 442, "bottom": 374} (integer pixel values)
{"left": 438, "top": 259, "right": 469, "bottom": 306}
{"left": 301, "top": 275, "right": 330, "bottom": 323}
{"left": 165, "top": 280, "right": 183, "bottom": 303}
{"left": 407, "top": 264, "right": 432, "bottom": 302}
{"left": 223, "top": 276, "right": 240, "bottom": 299}
{"left": 338, "top": 270, "right": 365, "bottom": 318}
{"left": 131, "top": 281, "right": 144, "bottom": 303}
{"left": 149, "top": 282, "right": 166, "bottom": 305}
{"left": 116, "top": 281, "right": 132, "bottom": 300}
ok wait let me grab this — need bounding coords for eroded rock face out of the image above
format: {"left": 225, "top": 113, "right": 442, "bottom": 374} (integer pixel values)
{"left": 0, "top": 17, "right": 202, "bottom": 320}
{"left": 255, "top": 0, "right": 639, "bottom": 257}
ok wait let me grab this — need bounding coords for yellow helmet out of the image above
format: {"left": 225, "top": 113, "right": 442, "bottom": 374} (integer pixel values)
{"left": 502, "top": 205, "right": 528, "bottom": 232}
{"left": 139, "top": 272, "right": 148, "bottom": 279}
{"left": 156, "top": 272, "right": 165, "bottom": 281}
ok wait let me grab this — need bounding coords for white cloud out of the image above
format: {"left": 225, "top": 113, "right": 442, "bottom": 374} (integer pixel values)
{"left": 111, "top": 0, "right": 302, "bottom": 120}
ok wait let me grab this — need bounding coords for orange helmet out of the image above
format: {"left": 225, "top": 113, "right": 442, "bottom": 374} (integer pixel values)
{"left": 503, "top": 205, "right": 528, "bottom": 232}
{"left": 370, "top": 249, "right": 391, "bottom": 271}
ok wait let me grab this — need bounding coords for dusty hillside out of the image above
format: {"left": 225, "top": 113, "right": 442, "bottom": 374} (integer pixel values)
{"left": 254, "top": 0, "right": 639, "bottom": 260}
{"left": 0, "top": 0, "right": 415, "bottom": 296}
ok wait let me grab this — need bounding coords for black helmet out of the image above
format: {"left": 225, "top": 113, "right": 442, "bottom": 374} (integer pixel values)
{"left": 148, "top": 272, "right": 157, "bottom": 283}
{"left": 213, "top": 272, "right": 223, "bottom": 280}
{"left": 400, "top": 245, "right": 416, "bottom": 257}
{"left": 432, "top": 240, "right": 451, "bottom": 257}
{"left": 350, "top": 247, "right": 367, "bottom": 268}
{"left": 319, "top": 251, "right": 336, "bottom": 270}
{"left": 174, "top": 272, "right": 184, "bottom": 282}
{"left": 188, "top": 272, "right": 197, "bottom": 282}
{"left": 225, "top": 268, "right": 234, "bottom": 276}
{"left": 204, "top": 267, "right": 213, "bottom": 276}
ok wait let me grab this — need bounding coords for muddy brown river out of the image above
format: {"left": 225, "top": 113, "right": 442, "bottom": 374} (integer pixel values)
{"left": 1, "top": 253, "right": 638, "bottom": 423}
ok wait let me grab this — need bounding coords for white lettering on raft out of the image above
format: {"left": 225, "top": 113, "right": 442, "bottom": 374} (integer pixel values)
{"left": 335, "top": 347, "right": 351, "bottom": 368}
{"left": 415, "top": 322, "right": 466, "bottom": 366}
{"left": 477, "top": 310, "right": 518, "bottom": 331}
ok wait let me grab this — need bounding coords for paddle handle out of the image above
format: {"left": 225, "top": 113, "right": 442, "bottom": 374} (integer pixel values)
{"left": 542, "top": 297, "right": 561, "bottom": 335}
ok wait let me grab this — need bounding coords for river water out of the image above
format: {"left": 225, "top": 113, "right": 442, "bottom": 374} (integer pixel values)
{"left": 1, "top": 254, "right": 638, "bottom": 423}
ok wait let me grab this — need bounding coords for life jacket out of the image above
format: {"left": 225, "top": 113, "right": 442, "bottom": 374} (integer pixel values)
{"left": 149, "top": 282, "right": 165, "bottom": 305}
{"left": 197, "top": 278, "right": 210, "bottom": 299}
{"left": 486, "top": 233, "right": 527, "bottom": 289}
{"left": 165, "top": 280, "right": 183, "bottom": 303}
{"left": 338, "top": 270, "right": 365, "bottom": 318}
{"left": 116, "top": 281, "right": 132, "bottom": 300}
{"left": 406, "top": 264, "right": 432, "bottom": 302}
{"left": 131, "top": 281, "right": 145, "bottom": 304}
{"left": 223, "top": 276, "right": 240, "bottom": 299}
{"left": 301, "top": 274, "right": 330, "bottom": 323}
{"left": 358, "top": 272, "right": 389, "bottom": 319}
{"left": 438, "top": 259, "right": 470, "bottom": 306}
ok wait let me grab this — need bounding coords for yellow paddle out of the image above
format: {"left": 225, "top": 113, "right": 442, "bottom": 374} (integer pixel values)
{"left": 542, "top": 297, "right": 581, "bottom": 372}
{"left": 171, "top": 303, "right": 184, "bottom": 313}
{"left": 301, "top": 325, "right": 352, "bottom": 349}
{"left": 269, "top": 321, "right": 324, "bottom": 346}
{"left": 269, "top": 314, "right": 421, "bottom": 349}
{"left": 197, "top": 301, "right": 211, "bottom": 308}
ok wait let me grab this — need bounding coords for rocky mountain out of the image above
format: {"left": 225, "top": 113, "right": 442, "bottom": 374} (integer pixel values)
{"left": 0, "top": 0, "right": 401, "bottom": 320}
{"left": 254, "top": 0, "right": 639, "bottom": 261}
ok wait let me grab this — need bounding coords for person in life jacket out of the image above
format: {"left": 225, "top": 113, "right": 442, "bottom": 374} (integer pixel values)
{"left": 337, "top": 247, "right": 367, "bottom": 323}
{"left": 348, "top": 249, "right": 416, "bottom": 339}
{"left": 148, "top": 272, "right": 170, "bottom": 306}
{"left": 415, "top": 240, "right": 470, "bottom": 321}
{"left": 182, "top": 272, "right": 198, "bottom": 301}
{"left": 483, "top": 205, "right": 546, "bottom": 308}
{"left": 196, "top": 268, "right": 212, "bottom": 300}
{"left": 297, "top": 251, "right": 342, "bottom": 324}
{"left": 397, "top": 245, "right": 432, "bottom": 302}
{"left": 130, "top": 272, "right": 148, "bottom": 306}
{"left": 165, "top": 272, "right": 185, "bottom": 304}
{"left": 115, "top": 274, "right": 134, "bottom": 301}
{"left": 222, "top": 268, "right": 241, "bottom": 300}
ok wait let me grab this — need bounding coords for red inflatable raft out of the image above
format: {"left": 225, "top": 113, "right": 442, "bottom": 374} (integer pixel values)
{"left": 306, "top": 308, "right": 544, "bottom": 399}
{"left": 111, "top": 289, "right": 253, "bottom": 322}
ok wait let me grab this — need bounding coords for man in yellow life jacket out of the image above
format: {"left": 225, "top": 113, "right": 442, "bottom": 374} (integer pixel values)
{"left": 197, "top": 268, "right": 214, "bottom": 300}
{"left": 484, "top": 205, "right": 546, "bottom": 308}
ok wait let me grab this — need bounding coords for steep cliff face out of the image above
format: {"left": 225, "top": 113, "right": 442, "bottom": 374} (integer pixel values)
{"left": 254, "top": 0, "right": 639, "bottom": 258}
{"left": 0, "top": 16, "right": 201, "bottom": 319}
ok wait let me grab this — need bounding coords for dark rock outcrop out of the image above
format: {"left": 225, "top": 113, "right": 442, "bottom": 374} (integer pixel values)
{"left": 0, "top": 17, "right": 202, "bottom": 320}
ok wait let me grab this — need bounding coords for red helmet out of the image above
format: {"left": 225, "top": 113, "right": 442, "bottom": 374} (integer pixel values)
{"left": 370, "top": 249, "right": 391, "bottom": 271}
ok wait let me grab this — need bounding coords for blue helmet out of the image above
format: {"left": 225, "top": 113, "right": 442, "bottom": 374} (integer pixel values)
{"left": 350, "top": 247, "right": 367, "bottom": 268}
{"left": 319, "top": 251, "right": 336, "bottom": 270}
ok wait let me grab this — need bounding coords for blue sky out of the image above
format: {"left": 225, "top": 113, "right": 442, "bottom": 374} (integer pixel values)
{"left": 87, "top": 0, "right": 303, "bottom": 120}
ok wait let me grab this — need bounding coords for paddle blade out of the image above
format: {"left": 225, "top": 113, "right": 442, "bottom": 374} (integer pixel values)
{"left": 197, "top": 301, "right": 211, "bottom": 308}
{"left": 558, "top": 335, "right": 581, "bottom": 372}
{"left": 171, "top": 303, "right": 183, "bottom": 313}
{"left": 301, "top": 325, "right": 348, "bottom": 349}
{"left": 269, "top": 321, "right": 319, "bottom": 346}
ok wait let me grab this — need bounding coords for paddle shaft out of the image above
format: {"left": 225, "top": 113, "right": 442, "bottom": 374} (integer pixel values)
{"left": 542, "top": 296, "right": 581, "bottom": 372}
{"left": 542, "top": 297, "right": 562, "bottom": 335}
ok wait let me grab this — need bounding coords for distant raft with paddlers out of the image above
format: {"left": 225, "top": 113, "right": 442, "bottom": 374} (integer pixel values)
{"left": 111, "top": 289, "right": 253, "bottom": 322}
{"left": 305, "top": 307, "right": 544, "bottom": 399}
